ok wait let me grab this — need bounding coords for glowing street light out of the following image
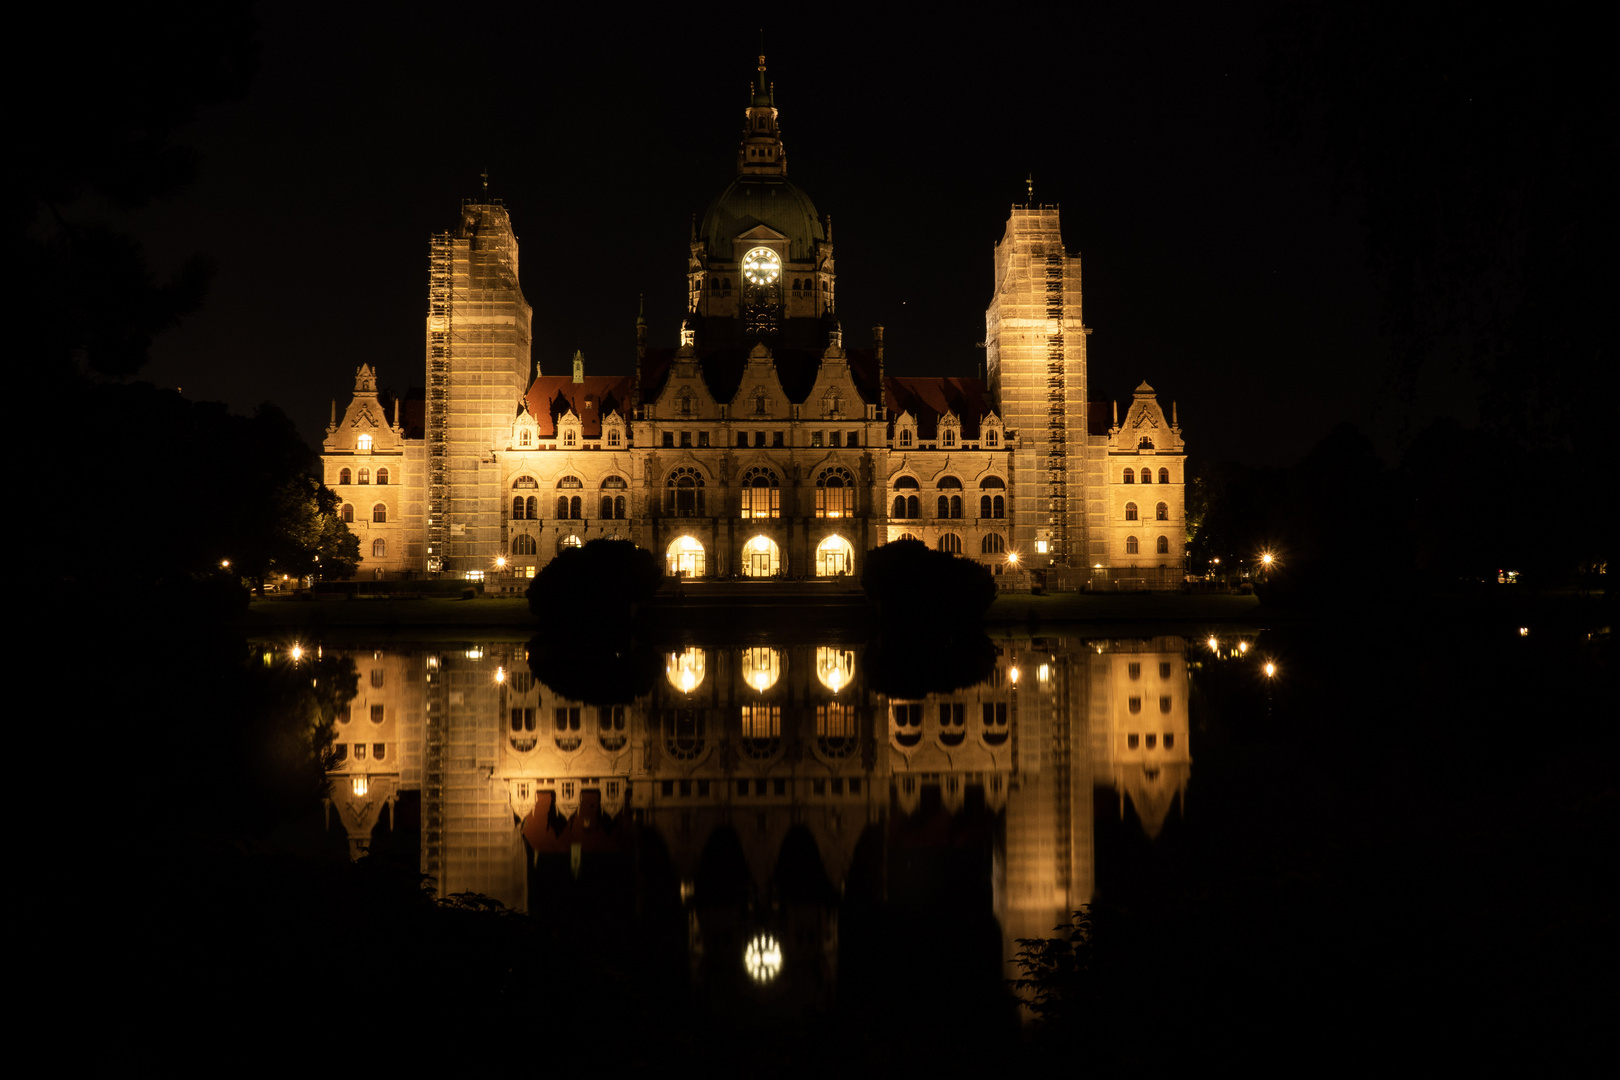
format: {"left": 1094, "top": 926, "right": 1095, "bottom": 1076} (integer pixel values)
{"left": 495, "top": 666, "right": 506, "bottom": 684}
{"left": 1206, "top": 636, "right": 1219, "bottom": 652}
{"left": 289, "top": 644, "right": 304, "bottom": 662}
{"left": 1008, "top": 666, "right": 1020, "bottom": 685}
{"left": 1263, "top": 661, "right": 1277, "bottom": 678}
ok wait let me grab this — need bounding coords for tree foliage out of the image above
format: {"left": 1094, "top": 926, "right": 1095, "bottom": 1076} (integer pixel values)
{"left": 525, "top": 539, "right": 663, "bottom": 627}
{"left": 860, "top": 539, "right": 997, "bottom": 626}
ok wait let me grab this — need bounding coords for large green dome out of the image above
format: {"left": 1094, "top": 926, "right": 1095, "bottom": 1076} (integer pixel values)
{"left": 700, "top": 174, "right": 823, "bottom": 262}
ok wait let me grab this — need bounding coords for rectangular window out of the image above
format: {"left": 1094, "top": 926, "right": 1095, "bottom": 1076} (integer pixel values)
{"left": 681, "top": 431, "right": 693, "bottom": 448}
{"left": 741, "top": 704, "right": 781, "bottom": 739}
{"left": 773, "top": 431, "right": 785, "bottom": 448}
{"left": 849, "top": 777, "right": 861, "bottom": 794}
{"left": 698, "top": 431, "right": 710, "bottom": 447}
{"left": 371, "top": 704, "right": 385, "bottom": 723}
{"left": 832, "top": 777, "right": 845, "bottom": 794}
{"left": 737, "top": 779, "right": 749, "bottom": 796}
{"left": 373, "top": 743, "right": 385, "bottom": 760}
{"left": 813, "top": 778, "right": 826, "bottom": 795}
{"left": 811, "top": 431, "right": 824, "bottom": 447}
{"left": 1159, "top": 662, "right": 1172, "bottom": 678}
{"left": 755, "top": 431, "right": 767, "bottom": 447}
{"left": 755, "top": 779, "right": 768, "bottom": 795}
{"left": 1164, "top": 732, "right": 1175, "bottom": 749}
{"left": 680, "top": 779, "right": 692, "bottom": 796}
{"left": 354, "top": 743, "right": 368, "bottom": 760}
{"left": 773, "top": 778, "right": 786, "bottom": 796}
{"left": 829, "top": 431, "right": 841, "bottom": 448}
{"left": 1146, "top": 733, "right": 1158, "bottom": 749}
{"left": 660, "top": 779, "right": 673, "bottom": 796}
{"left": 847, "top": 431, "right": 858, "bottom": 447}
{"left": 1128, "top": 733, "right": 1140, "bottom": 749}
{"left": 661, "top": 431, "right": 674, "bottom": 448}
{"left": 737, "top": 431, "right": 748, "bottom": 447}
{"left": 370, "top": 669, "right": 384, "bottom": 687}
{"left": 817, "top": 702, "right": 855, "bottom": 738}
{"left": 698, "top": 779, "right": 710, "bottom": 796}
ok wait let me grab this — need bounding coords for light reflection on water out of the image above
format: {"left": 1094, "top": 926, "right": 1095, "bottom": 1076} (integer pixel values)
{"left": 321, "top": 634, "right": 1228, "bottom": 1003}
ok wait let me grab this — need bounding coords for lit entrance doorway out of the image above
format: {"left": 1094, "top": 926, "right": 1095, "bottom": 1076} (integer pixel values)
{"left": 816, "top": 535, "right": 855, "bottom": 577}
{"left": 667, "top": 535, "right": 706, "bottom": 578}
{"left": 742, "top": 535, "right": 781, "bottom": 578}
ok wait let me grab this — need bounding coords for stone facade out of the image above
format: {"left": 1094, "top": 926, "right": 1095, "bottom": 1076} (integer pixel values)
{"left": 322, "top": 58, "right": 1186, "bottom": 586}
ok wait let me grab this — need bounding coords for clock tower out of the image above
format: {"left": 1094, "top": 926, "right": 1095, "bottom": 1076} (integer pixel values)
{"left": 688, "top": 56, "right": 836, "bottom": 352}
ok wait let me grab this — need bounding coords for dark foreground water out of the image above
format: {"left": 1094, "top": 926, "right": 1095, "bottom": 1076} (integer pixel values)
{"left": 119, "top": 613, "right": 1613, "bottom": 1067}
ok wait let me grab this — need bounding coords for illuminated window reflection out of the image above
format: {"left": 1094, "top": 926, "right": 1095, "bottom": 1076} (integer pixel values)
{"left": 741, "top": 647, "right": 781, "bottom": 692}
{"left": 815, "top": 646, "right": 855, "bottom": 693}
{"left": 666, "top": 648, "right": 707, "bottom": 694}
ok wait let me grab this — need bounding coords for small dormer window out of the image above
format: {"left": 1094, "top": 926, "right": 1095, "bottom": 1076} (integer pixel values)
{"left": 563, "top": 429, "right": 576, "bottom": 447}
{"left": 943, "top": 430, "right": 956, "bottom": 448}
{"left": 899, "top": 429, "right": 913, "bottom": 447}
{"left": 986, "top": 428, "right": 999, "bottom": 447}
{"left": 607, "top": 428, "right": 621, "bottom": 447}
{"left": 1140, "top": 437, "right": 1154, "bottom": 449}
{"left": 357, "top": 434, "right": 372, "bottom": 451}
{"left": 519, "top": 430, "right": 532, "bottom": 447}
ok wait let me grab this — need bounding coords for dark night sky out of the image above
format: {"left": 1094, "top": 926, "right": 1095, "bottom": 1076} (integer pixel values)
{"left": 130, "top": 3, "right": 1456, "bottom": 467}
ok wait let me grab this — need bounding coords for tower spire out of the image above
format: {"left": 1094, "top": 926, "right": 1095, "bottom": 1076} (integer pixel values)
{"left": 738, "top": 50, "right": 785, "bottom": 176}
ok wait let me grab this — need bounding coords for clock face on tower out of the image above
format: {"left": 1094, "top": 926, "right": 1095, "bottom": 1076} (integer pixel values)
{"left": 742, "top": 246, "right": 782, "bottom": 286}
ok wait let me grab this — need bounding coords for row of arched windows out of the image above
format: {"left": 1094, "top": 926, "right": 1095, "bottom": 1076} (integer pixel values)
{"left": 1123, "top": 502, "right": 1171, "bottom": 521}
{"left": 1124, "top": 536, "right": 1172, "bottom": 555}
{"left": 1123, "top": 468, "right": 1171, "bottom": 484}
{"left": 338, "top": 467, "right": 389, "bottom": 485}
{"left": 340, "top": 504, "right": 388, "bottom": 523}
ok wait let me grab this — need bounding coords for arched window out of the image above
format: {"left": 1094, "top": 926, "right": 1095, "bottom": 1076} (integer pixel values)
{"left": 666, "top": 467, "right": 706, "bottom": 516}
{"left": 1159, "top": 468, "right": 1170, "bottom": 484}
{"left": 372, "top": 503, "right": 387, "bottom": 523}
{"left": 513, "top": 535, "right": 537, "bottom": 556}
{"left": 1125, "top": 502, "right": 1138, "bottom": 521}
{"left": 938, "top": 533, "right": 962, "bottom": 554}
{"left": 377, "top": 468, "right": 389, "bottom": 485}
{"left": 938, "top": 495, "right": 950, "bottom": 518}
{"left": 341, "top": 504, "right": 353, "bottom": 523}
{"left": 906, "top": 495, "right": 919, "bottom": 518}
{"left": 893, "top": 476, "right": 919, "bottom": 519}
{"left": 558, "top": 475, "right": 582, "bottom": 489}
{"left": 602, "top": 475, "right": 627, "bottom": 490}
{"left": 569, "top": 496, "right": 582, "bottom": 519}
{"left": 356, "top": 434, "right": 372, "bottom": 451}
{"left": 519, "top": 429, "right": 532, "bottom": 447}
{"left": 897, "top": 532, "right": 919, "bottom": 543}
{"left": 372, "top": 539, "right": 386, "bottom": 557}
{"left": 986, "top": 429, "right": 998, "bottom": 447}
{"left": 1140, "top": 468, "right": 1153, "bottom": 483}
{"left": 1122, "top": 469, "right": 1134, "bottom": 484}
{"left": 893, "top": 495, "right": 907, "bottom": 518}
{"left": 614, "top": 495, "right": 626, "bottom": 519}
{"left": 1125, "top": 535, "right": 1138, "bottom": 554}
{"left": 513, "top": 475, "right": 538, "bottom": 489}
{"left": 1139, "top": 437, "right": 1154, "bottom": 449}
{"left": 339, "top": 468, "right": 351, "bottom": 485}
{"left": 358, "top": 468, "right": 370, "bottom": 485}
{"left": 740, "top": 466, "right": 781, "bottom": 519}
{"left": 513, "top": 497, "right": 525, "bottom": 520}
{"left": 942, "top": 429, "right": 957, "bottom": 448}
{"left": 559, "top": 535, "right": 583, "bottom": 553}
{"left": 1156, "top": 502, "right": 1168, "bottom": 521}
{"left": 815, "top": 466, "right": 855, "bottom": 518}
{"left": 981, "top": 533, "right": 1006, "bottom": 554}
{"left": 898, "top": 429, "right": 912, "bottom": 447}
{"left": 1157, "top": 535, "right": 1170, "bottom": 554}
{"left": 600, "top": 496, "right": 614, "bottom": 519}
{"left": 556, "top": 496, "right": 569, "bottom": 518}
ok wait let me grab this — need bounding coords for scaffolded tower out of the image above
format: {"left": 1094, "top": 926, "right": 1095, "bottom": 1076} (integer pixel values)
{"left": 424, "top": 200, "right": 534, "bottom": 575}
{"left": 985, "top": 204, "right": 1089, "bottom": 566}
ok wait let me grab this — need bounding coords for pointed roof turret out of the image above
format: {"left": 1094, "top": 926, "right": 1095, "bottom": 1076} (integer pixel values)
{"left": 738, "top": 52, "right": 786, "bottom": 177}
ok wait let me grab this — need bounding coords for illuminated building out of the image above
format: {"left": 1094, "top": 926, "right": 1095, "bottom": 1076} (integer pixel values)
{"left": 322, "top": 56, "right": 1186, "bottom": 584}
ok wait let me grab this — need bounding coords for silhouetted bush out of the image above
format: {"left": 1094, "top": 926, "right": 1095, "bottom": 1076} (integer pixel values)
{"left": 526, "top": 539, "right": 662, "bottom": 628}
{"left": 860, "top": 539, "right": 997, "bottom": 626}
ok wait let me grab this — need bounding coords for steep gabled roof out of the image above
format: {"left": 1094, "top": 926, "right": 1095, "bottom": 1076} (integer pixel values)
{"left": 524, "top": 375, "right": 633, "bottom": 438}
{"left": 884, "top": 376, "right": 995, "bottom": 439}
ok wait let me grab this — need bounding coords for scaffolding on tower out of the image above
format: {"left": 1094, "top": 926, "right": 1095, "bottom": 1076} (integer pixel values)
{"left": 1045, "top": 253, "right": 1068, "bottom": 563}
{"left": 426, "top": 233, "right": 453, "bottom": 573}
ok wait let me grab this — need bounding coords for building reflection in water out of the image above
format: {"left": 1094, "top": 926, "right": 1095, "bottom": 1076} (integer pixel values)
{"left": 322, "top": 635, "right": 1193, "bottom": 998}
